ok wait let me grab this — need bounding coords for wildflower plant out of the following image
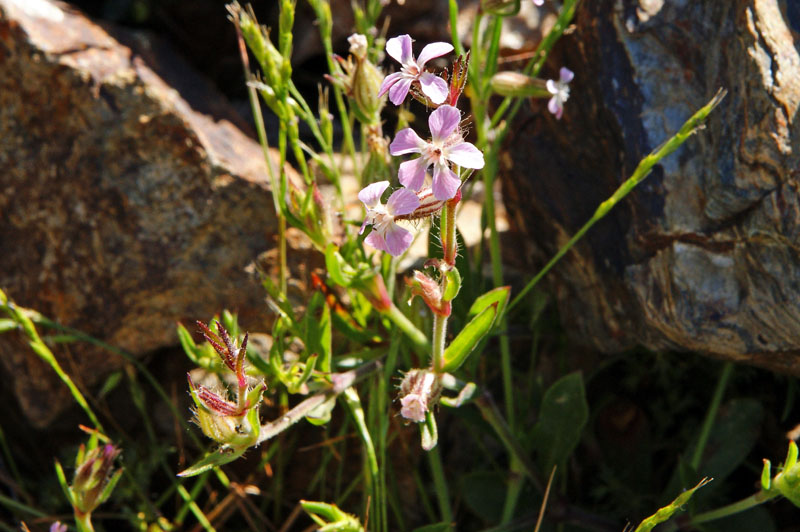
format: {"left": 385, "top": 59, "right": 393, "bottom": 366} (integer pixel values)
{"left": 7, "top": 0, "right": 788, "bottom": 531}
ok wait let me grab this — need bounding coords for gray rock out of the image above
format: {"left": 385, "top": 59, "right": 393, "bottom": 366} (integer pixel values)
{"left": 0, "top": 0, "right": 296, "bottom": 426}
{"left": 503, "top": 0, "right": 800, "bottom": 374}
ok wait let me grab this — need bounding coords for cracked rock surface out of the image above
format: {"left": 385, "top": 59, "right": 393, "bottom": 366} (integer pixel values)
{"left": 503, "top": 0, "right": 800, "bottom": 374}
{"left": 0, "top": 0, "right": 302, "bottom": 426}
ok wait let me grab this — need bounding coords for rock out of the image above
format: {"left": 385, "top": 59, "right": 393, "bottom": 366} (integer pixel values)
{"left": 0, "top": 0, "right": 304, "bottom": 426}
{"left": 502, "top": 0, "right": 800, "bottom": 374}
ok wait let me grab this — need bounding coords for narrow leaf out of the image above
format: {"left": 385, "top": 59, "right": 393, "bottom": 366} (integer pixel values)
{"left": 441, "top": 303, "right": 498, "bottom": 372}
{"left": 177, "top": 447, "right": 246, "bottom": 477}
{"left": 634, "top": 478, "right": 712, "bottom": 532}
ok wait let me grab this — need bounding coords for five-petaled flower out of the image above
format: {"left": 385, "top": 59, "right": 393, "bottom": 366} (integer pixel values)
{"left": 390, "top": 104, "right": 484, "bottom": 201}
{"left": 359, "top": 181, "right": 420, "bottom": 256}
{"left": 546, "top": 67, "right": 574, "bottom": 120}
{"left": 379, "top": 34, "right": 453, "bottom": 106}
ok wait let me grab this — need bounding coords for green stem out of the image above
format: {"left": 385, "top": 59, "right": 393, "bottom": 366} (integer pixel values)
{"left": 691, "top": 362, "right": 734, "bottom": 470}
{"left": 343, "top": 387, "right": 382, "bottom": 532}
{"left": 685, "top": 491, "right": 776, "bottom": 528}
{"left": 383, "top": 304, "right": 431, "bottom": 354}
{"left": 508, "top": 89, "right": 727, "bottom": 312}
{"left": 75, "top": 511, "right": 95, "bottom": 532}
{"left": 427, "top": 446, "right": 453, "bottom": 526}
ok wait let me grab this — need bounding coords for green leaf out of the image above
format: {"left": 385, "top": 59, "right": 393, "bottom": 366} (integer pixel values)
{"left": 634, "top": 478, "right": 712, "bottom": 532}
{"left": 469, "top": 286, "right": 510, "bottom": 317}
{"left": 441, "top": 303, "right": 498, "bottom": 372}
{"left": 530, "top": 372, "right": 588, "bottom": 473}
{"left": 325, "top": 244, "right": 355, "bottom": 287}
{"left": 458, "top": 471, "right": 506, "bottom": 524}
{"left": 177, "top": 447, "right": 247, "bottom": 477}
{"left": 305, "top": 394, "right": 337, "bottom": 426}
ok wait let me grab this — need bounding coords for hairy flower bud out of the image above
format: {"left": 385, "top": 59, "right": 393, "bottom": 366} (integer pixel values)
{"left": 406, "top": 271, "right": 450, "bottom": 317}
{"left": 398, "top": 369, "right": 443, "bottom": 423}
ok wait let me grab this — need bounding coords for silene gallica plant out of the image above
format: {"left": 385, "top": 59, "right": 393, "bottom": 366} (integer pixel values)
{"left": 3, "top": 0, "right": 798, "bottom": 531}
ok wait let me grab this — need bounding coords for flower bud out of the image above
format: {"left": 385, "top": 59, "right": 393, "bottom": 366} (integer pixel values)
{"left": 406, "top": 271, "right": 450, "bottom": 317}
{"left": 490, "top": 71, "right": 550, "bottom": 98}
{"left": 71, "top": 442, "right": 122, "bottom": 515}
{"left": 398, "top": 369, "right": 443, "bottom": 423}
{"left": 352, "top": 273, "right": 392, "bottom": 312}
{"left": 351, "top": 53, "right": 384, "bottom": 124}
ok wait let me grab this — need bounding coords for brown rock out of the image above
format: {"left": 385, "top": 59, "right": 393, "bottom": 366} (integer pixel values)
{"left": 503, "top": 0, "right": 800, "bottom": 374}
{"left": 0, "top": 0, "right": 300, "bottom": 426}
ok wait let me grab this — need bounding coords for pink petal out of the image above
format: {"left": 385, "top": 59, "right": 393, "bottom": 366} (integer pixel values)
{"left": 546, "top": 79, "right": 559, "bottom": 95}
{"left": 547, "top": 96, "right": 562, "bottom": 119}
{"left": 532, "top": 0, "right": 545, "bottom": 6}
{"left": 398, "top": 157, "right": 429, "bottom": 191}
{"left": 388, "top": 77, "right": 413, "bottom": 106}
{"left": 416, "top": 42, "right": 453, "bottom": 67}
{"left": 419, "top": 73, "right": 449, "bottom": 105}
{"left": 383, "top": 223, "right": 414, "bottom": 256}
{"left": 559, "top": 67, "right": 574, "bottom": 83}
{"left": 358, "top": 181, "right": 390, "bottom": 208}
{"left": 385, "top": 34, "right": 413, "bottom": 65}
{"left": 446, "top": 142, "right": 484, "bottom": 170}
{"left": 390, "top": 128, "right": 426, "bottom": 155}
{"left": 432, "top": 164, "right": 461, "bottom": 200}
{"left": 386, "top": 188, "right": 420, "bottom": 216}
{"left": 428, "top": 105, "right": 461, "bottom": 142}
{"left": 365, "top": 229, "right": 389, "bottom": 253}
{"left": 378, "top": 72, "right": 403, "bottom": 98}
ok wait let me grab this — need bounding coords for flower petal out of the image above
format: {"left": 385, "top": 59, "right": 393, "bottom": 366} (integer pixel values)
{"left": 386, "top": 188, "right": 420, "bottom": 216}
{"left": 546, "top": 79, "right": 559, "bottom": 95}
{"left": 559, "top": 67, "right": 574, "bottom": 83}
{"left": 547, "top": 96, "right": 562, "bottom": 119}
{"left": 378, "top": 72, "right": 403, "bottom": 98}
{"left": 432, "top": 164, "right": 461, "bottom": 200}
{"left": 385, "top": 34, "right": 413, "bottom": 65}
{"left": 390, "top": 128, "right": 426, "bottom": 155}
{"left": 417, "top": 41, "right": 453, "bottom": 67}
{"left": 383, "top": 223, "right": 414, "bottom": 256}
{"left": 358, "top": 181, "right": 390, "bottom": 208}
{"left": 398, "top": 158, "right": 429, "bottom": 191}
{"left": 419, "top": 72, "right": 449, "bottom": 105}
{"left": 388, "top": 77, "right": 413, "bottom": 106}
{"left": 428, "top": 105, "right": 461, "bottom": 142}
{"left": 532, "top": 0, "right": 545, "bottom": 6}
{"left": 365, "top": 229, "right": 389, "bottom": 253}
{"left": 446, "top": 141, "right": 484, "bottom": 169}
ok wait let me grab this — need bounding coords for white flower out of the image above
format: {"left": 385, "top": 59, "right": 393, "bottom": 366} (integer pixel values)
{"left": 359, "top": 181, "right": 420, "bottom": 256}
{"left": 378, "top": 34, "right": 453, "bottom": 106}
{"left": 389, "top": 105, "right": 484, "bottom": 200}
{"left": 546, "top": 67, "right": 574, "bottom": 120}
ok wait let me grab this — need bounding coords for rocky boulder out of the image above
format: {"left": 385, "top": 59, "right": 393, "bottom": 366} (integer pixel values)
{"left": 503, "top": 0, "right": 800, "bottom": 374}
{"left": 0, "top": 0, "right": 302, "bottom": 426}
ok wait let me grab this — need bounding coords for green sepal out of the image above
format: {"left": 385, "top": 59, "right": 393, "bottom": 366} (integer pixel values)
{"left": 300, "top": 500, "right": 365, "bottom": 532}
{"left": 442, "top": 268, "right": 461, "bottom": 302}
{"left": 96, "top": 468, "right": 123, "bottom": 507}
{"left": 177, "top": 446, "right": 247, "bottom": 477}
{"left": 420, "top": 410, "right": 438, "bottom": 451}
{"left": 441, "top": 303, "right": 499, "bottom": 372}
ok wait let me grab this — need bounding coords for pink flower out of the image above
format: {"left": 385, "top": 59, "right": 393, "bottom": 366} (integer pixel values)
{"left": 359, "top": 181, "right": 420, "bottom": 256}
{"left": 532, "top": 0, "right": 545, "bottom": 6}
{"left": 389, "top": 105, "right": 484, "bottom": 201}
{"left": 546, "top": 67, "right": 574, "bottom": 120}
{"left": 379, "top": 34, "right": 453, "bottom": 106}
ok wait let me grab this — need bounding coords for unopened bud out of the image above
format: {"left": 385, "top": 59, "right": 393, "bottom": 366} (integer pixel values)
{"left": 406, "top": 271, "right": 450, "bottom": 317}
{"left": 490, "top": 71, "right": 550, "bottom": 98}
{"left": 72, "top": 443, "right": 122, "bottom": 515}
{"left": 352, "top": 273, "right": 392, "bottom": 312}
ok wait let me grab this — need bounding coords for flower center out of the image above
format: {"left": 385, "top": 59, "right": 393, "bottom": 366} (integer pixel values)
{"left": 402, "top": 62, "right": 420, "bottom": 78}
